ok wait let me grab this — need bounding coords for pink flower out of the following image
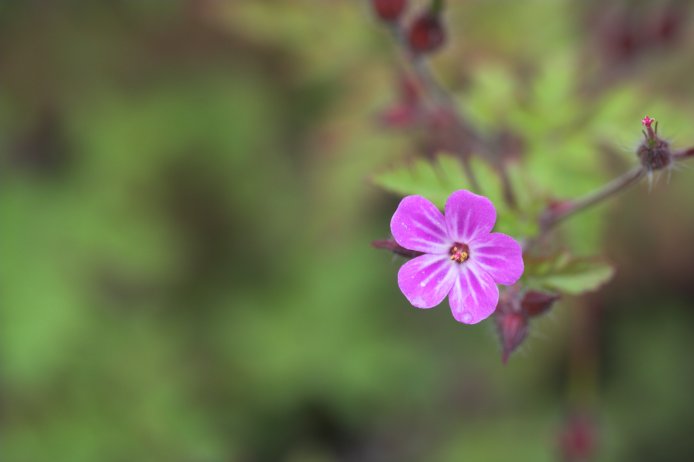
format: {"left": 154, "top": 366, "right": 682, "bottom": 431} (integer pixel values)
{"left": 390, "top": 190, "right": 524, "bottom": 324}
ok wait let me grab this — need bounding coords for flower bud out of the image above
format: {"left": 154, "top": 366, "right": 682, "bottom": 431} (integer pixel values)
{"left": 408, "top": 12, "right": 445, "bottom": 54}
{"left": 521, "top": 291, "right": 560, "bottom": 317}
{"left": 558, "top": 413, "right": 598, "bottom": 462}
{"left": 495, "top": 309, "right": 528, "bottom": 364}
{"left": 647, "top": 7, "right": 683, "bottom": 44}
{"left": 371, "top": 0, "right": 407, "bottom": 22}
{"left": 637, "top": 116, "right": 672, "bottom": 171}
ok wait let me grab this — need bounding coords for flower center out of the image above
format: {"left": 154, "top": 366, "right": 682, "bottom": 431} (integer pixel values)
{"left": 449, "top": 243, "right": 470, "bottom": 263}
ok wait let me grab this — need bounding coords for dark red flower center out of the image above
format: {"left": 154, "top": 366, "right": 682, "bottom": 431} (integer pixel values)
{"left": 449, "top": 243, "right": 470, "bottom": 263}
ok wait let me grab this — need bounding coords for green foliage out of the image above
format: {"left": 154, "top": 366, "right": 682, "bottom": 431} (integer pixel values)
{"left": 373, "top": 155, "right": 538, "bottom": 237}
{"left": 458, "top": 59, "right": 654, "bottom": 254}
{"left": 373, "top": 155, "right": 469, "bottom": 208}
{"left": 373, "top": 52, "right": 693, "bottom": 258}
{"left": 522, "top": 253, "right": 615, "bottom": 295}
{"left": 3, "top": 1, "right": 694, "bottom": 461}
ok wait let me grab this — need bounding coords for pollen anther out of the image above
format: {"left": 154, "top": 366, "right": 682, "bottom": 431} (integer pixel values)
{"left": 449, "top": 244, "right": 470, "bottom": 263}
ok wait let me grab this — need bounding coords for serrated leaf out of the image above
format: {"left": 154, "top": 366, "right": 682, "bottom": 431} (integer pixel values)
{"left": 373, "top": 155, "right": 538, "bottom": 238}
{"left": 523, "top": 253, "right": 615, "bottom": 295}
{"left": 372, "top": 155, "right": 471, "bottom": 208}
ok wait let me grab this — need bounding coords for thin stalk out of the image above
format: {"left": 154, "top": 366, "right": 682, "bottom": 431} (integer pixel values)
{"left": 523, "top": 166, "right": 645, "bottom": 252}
{"left": 675, "top": 147, "right": 694, "bottom": 159}
{"left": 540, "top": 166, "right": 645, "bottom": 232}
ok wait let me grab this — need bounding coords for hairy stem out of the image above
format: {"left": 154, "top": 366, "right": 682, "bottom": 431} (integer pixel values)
{"left": 524, "top": 166, "right": 645, "bottom": 252}
{"left": 541, "top": 166, "right": 645, "bottom": 231}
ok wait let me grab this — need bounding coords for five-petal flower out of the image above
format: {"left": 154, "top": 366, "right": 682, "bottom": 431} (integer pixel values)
{"left": 390, "top": 190, "right": 524, "bottom": 324}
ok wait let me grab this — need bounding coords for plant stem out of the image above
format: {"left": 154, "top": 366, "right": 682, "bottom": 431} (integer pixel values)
{"left": 387, "top": 22, "right": 524, "bottom": 205}
{"left": 675, "top": 147, "right": 694, "bottom": 159}
{"left": 541, "top": 166, "right": 645, "bottom": 231}
{"left": 387, "top": 23, "right": 484, "bottom": 193}
{"left": 523, "top": 166, "right": 645, "bottom": 252}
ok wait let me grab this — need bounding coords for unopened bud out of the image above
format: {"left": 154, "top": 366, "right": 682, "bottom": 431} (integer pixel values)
{"left": 495, "top": 309, "right": 528, "bottom": 364}
{"left": 408, "top": 12, "right": 445, "bottom": 54}
{"left": 371, "top": 0, "right": 407, "bottom": 22}
{"left": 522, "top": 291, "right": 560, "bottom": 317}
{"left": 648, "top": 7, "right": 682, "bottom": 44}
{"left": 637, "top": 116, "right": 672, "bottom": 171}
{"left": 558, "top": 413, "right": 598, "bottom": 462}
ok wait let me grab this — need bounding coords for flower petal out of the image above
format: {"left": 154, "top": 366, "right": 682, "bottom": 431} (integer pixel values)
{"left": 469, "top": 233, "right": 524, "bottom": 285}
{"left": 398, "top": 254, "right": 456, "bottom": 308}
{"left": 444, "top": 190, "right": 497, "bottom": 243}
{"left": 449, "top": 266, "right": 499, "bottom": 324}
{"left": 391, "top": 195, "right": 450, "bottom": 253}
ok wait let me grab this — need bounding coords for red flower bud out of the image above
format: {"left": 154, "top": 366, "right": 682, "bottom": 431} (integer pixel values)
{"left": 648, "top": 7, "right": 682, "bottom": 44}
{"left": 408, "top": 13, "right": 445, "bottom": 54}
{"left": 522, "top": 291, "right": 560, "bottom": 317}
{"left": 558, "top": 413, "right": 598, "bottom": 462}
{"left": 637, "top": 116, "right": 672, "bottom": 171}
{"left": 371, "top": 0, "right": 407, "bottom": 22}
{"left": 495, "top": 309, "right": 528, "bottom": 364}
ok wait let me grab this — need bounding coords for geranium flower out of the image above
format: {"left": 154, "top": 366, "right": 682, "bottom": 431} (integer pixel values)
{"left": 390, "top": 190, "right": 524, "bottom": 324}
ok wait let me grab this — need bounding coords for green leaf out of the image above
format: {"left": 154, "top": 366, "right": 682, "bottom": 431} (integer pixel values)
{"left": 372, "top": 155, "right": 470, "bottom": 208}
{"left": 523, "top": 253, "right": 615, "bottom": 295}
{"left": 373, "top": 155, "right": 538, "bottom": 238}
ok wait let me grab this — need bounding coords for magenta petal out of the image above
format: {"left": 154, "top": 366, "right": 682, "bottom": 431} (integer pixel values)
{"left": 444, "top": 190, "right": 496, "bottom": 243}
{"left": 391, "top": 195, "right": 450, "bottom": 253}
{"left": 470, "top": 233, "right": 524, "bottom": 285}
{"left": 449, "top": 266, "right": 499, "bottom": 324}
{"left": 398, "top": 254, "right": 456, "bottom": 308}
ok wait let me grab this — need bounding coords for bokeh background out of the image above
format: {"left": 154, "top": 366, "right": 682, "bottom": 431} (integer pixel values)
{"left": 2, "top": 1, "right": 694, "bottom": 461}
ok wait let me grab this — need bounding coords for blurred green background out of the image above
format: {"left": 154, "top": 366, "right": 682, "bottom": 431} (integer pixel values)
{"left": 2, "top": 1, "right": 694, "bottom": 461}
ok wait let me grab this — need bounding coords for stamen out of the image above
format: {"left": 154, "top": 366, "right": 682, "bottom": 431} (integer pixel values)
{"left": 449, "top": 243, "right": 470, "bottom": 263}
